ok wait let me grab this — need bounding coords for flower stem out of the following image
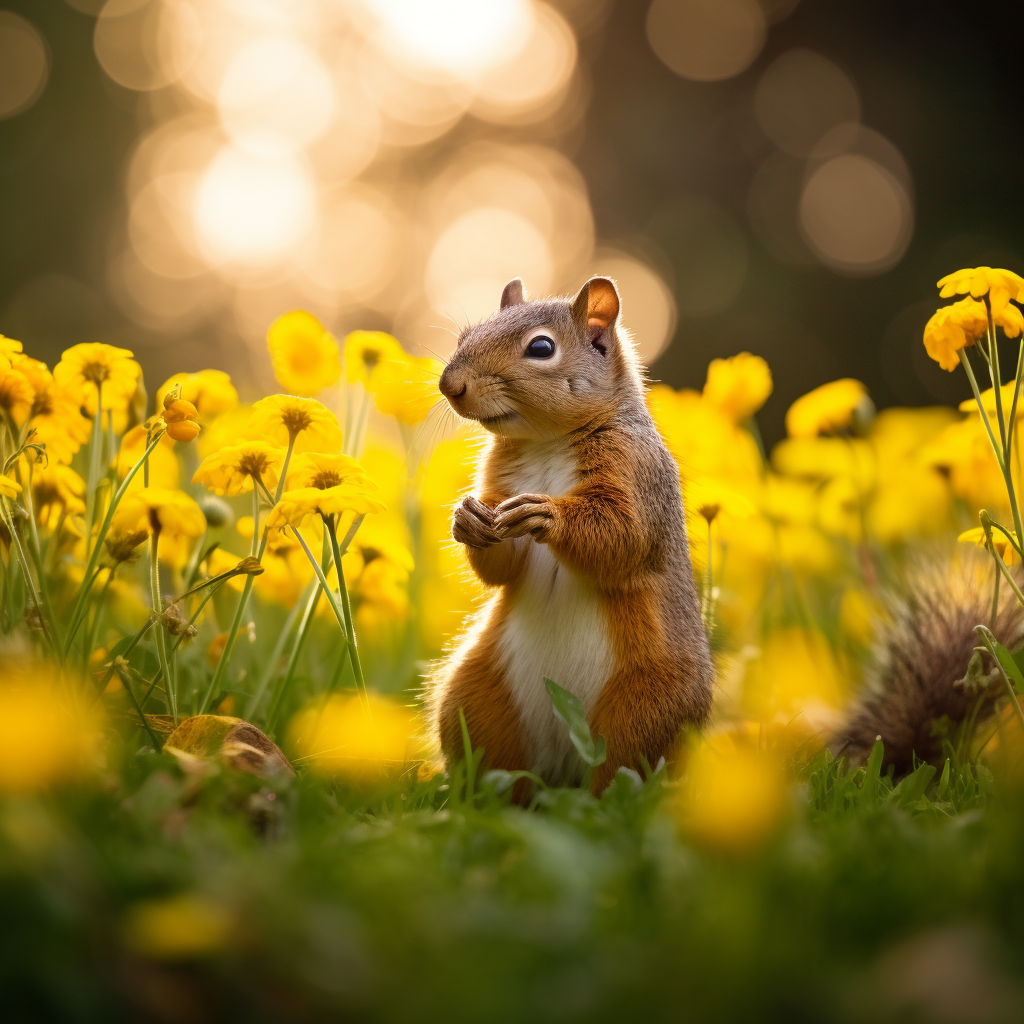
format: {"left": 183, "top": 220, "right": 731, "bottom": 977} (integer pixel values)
{"left": 85, "top": 381, "right": 103, "bottom": 542}
{"left": 0, "top": 495, "right": 55, "bottom": 654}
{"left": 326, "top": 514, "right": 367, "bottom": 702}
{"left": 246, "top": 578, "right": 313, "bottom": 721}
{"left": 63, "top": 430, "right": 165, "bottom": 661}
{"left": 149, "top": 530, "right": 176, "bottom": 721}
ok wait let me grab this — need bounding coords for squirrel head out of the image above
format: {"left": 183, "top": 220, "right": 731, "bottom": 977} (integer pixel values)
{"left": 438, "top": 277, "right": 642, "bottom": 439}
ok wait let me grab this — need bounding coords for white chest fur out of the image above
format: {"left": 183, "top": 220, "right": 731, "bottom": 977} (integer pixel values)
{"left": 494, "top": 443, "right": 615, "bottom": 784}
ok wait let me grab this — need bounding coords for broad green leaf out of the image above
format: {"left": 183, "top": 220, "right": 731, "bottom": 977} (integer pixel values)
{"left": 892, "top": 762, "right": 936, "bottom": 807}
{"left": 545, "top": 678, "right": 606, "bottom": 768}
{"left": 991, "top": 638, "right": 1024, "bottom": 693}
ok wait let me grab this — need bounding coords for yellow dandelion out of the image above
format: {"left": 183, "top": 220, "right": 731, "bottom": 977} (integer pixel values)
{"left": 343, "top": 330, "right": 407, "bottom": 391}
{"left": 52, "top": 342, "right": 141, "bottom": 414}
{"left": 156, "top": 370, "right": 238, "bottom": 419}
{"left": 245, "top": 394, "right": 342, "bottom": 454}
{"left": 193, "top": 441, "right": 286, "bottom": 496}
{"left": 267, "top": 310, "right": 342, "bottom": 396}
{"left": 372, "top": 354, "right": 445, "bottom": 425}
{"left": 785, "top": 378, "right": 871, "bottom": 439}
{"left": 22, "top": 374, "right": 92, "bottom": 465}
{"left": 937, "top": 266, "right": 1024, "bottom": 317}
{"left": 924, "top": 296, "right": 1024, "bottom": 372}
{"left": 702, "top": 352, "right": 773, "bottom": 423}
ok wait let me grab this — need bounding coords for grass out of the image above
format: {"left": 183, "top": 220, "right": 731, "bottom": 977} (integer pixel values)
{"left": 5, "top": 742, "right": 1024, "bottom": 1023}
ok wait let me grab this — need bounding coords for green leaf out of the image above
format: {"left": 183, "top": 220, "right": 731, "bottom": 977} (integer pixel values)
{"left": 1011, "top": 647, "right": 1024, "bottom": 683}
{"left": 992, "top": 638, "right": 1024, "bottom": 693}
{"left": 545, "top": 678, "right": 606, "bottom": 769}
{"left": 892, "top": 762, "right": 936, "bottom": 807}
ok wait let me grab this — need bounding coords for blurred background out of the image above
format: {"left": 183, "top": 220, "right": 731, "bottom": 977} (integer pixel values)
{"left": 0, "top": 0, "right": 1020, "bottom": 445}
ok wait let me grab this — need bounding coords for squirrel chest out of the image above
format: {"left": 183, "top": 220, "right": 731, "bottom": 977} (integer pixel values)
{"left": 494, "top": 443, "right": 615, "bottom": 782}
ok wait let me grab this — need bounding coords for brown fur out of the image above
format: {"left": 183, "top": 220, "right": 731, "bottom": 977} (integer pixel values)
{"left": 832, "top": 552, "right": 1024, "bottom": 775}
{"left": 430, "top": 277, "right": 713, "bottom": 794}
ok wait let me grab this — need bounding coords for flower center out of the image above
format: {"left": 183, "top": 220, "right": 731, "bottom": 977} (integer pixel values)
{"left": 282, "top": 408, "right": 312, "bottom": 436}
{"left": 81, "top": 361, "right": 111, "bottom": 385}
{"left": 361, "top": 349, "right": 380, "bottom": 371}
{"left": 238, "top": 452, "right": 269, "bottom": 478}
{"left": 30, "top": 392, "right": 52, "bottom": 418}
{"left": 311, "top": 470, "right": 342, "bottom": 490}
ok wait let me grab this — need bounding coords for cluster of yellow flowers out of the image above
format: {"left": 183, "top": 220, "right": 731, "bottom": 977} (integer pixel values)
{"left": 3, "top": 268, "right": 1024, "bottom": 807}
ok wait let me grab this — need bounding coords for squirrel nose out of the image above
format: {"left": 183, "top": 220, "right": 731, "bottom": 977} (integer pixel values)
{"left": 439, "top": 366, "right": 468, "bottom": 402}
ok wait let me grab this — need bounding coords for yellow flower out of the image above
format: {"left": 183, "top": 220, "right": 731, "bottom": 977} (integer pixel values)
{"left": 288, "top": 692, "right": 422, "bottom": 780}
{"left": 245, "top": 395, "right": 342, "bottom": 454}
{"left": 0, "top": 664, "right": 103, "bottom": 794}
{"left": 193, "top": 442, "right": 286, "bottom": 496}
{"left": 111, "top": 488, "right": 206, "bottom": 539}
{"left": 958, "top": 525, "right": 1018, "bottom": 565}
{"left": 924, "top": 296, "right": 1024, "bottom": 372}
{"left": 675, "top": 740, "right": 788, "bottom": 853}
{"left": 0, "top": 364, "right": 34, "bottom": 425}
{"left": 162, "top": 399, "right": 201, "bottom": 443}
{"left": 937, "top": 266, "right": 1024, "bottom": 317}
{"left": 702, "top": 352, "right": 773, "bottom": 423}
{"left": 920, "top": 418, "right": 1007, "bottom": 514}
{"left": 123, "top": 894, "right": 230, "bottom": 961}
{"left": 267, "top": 310, "right": 341, "bottom": 396}
{"left": 0, "top": 474, "right": 22, "bottom": 499}
{"left": 684, "top": 477, "right": 756, "bottom": 525}
{"left": 52, "top": 342, "right": 141, "bottom": 414}
{"left": 785, "top": 378, "right": 871, "bottom": 438}
{"left": 285, "top": 451, "right": 372, "bottom": 491}
{"left": 20, "top": 364, "right": 92, "bottom": 464}
{"left": 197, "top": 404, "right": 253, "bottom": 460}
{"left": 156, "top": 370, "right": 238, "bottom": 419}
{"left": 959, "top": 382, "right": 1024, "bottom": 418}
{"left": 117, "top": 424, "right": 179, "bottom": 491}
{"left": 743, "top": 628, "right": 848, "bottom": 719}
{"left": 772, "top": 436, "right": 875, "bottom": 484}
{"left": 32, "top": 464, "right": 86, "bottom": 527}
{"left": 104, "top": 521, "right": 149, "bottom": 565}
{"left": 266, "top": 483, "right": 385, "bottom": 529}
{"left": 343, "top": 330, "right": 407, "bottom": 391}
{"left": 373, "top": 355, "right": 445, "bottom": 425}
{"left": 0, "top": 334, "right": 23, "bottom": 367}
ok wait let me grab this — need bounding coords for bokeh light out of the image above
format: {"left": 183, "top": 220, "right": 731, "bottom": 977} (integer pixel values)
{"left": 93, "top": 0, "right": 198, "bottom": 92}
{"left": 646, "top": 0, "right": 766, "bottom": 82}
{"left": 754, "top": 49, "right": 860, "bottom": 156}
{"left": 0, "top": 12, "right": 50, "bottom": 120}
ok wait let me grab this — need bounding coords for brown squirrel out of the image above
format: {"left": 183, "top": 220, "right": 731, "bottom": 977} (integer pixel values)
{"left": 430, "top": 276, "right": 713, "bottom": 793}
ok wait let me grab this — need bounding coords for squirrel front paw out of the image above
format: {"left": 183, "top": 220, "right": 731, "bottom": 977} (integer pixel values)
{"left": 494, "top": 493, "right": 558, "bottom": 543}
{"left": 452, "top": 495, "right": 501, "bottom": 548}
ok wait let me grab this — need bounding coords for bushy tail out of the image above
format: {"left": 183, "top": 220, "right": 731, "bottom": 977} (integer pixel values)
{"left": 832, "top": 552, "right": 1024, "bottom": 775}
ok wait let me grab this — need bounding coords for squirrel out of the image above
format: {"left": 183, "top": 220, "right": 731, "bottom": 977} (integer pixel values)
{"left": 832, "top": 551, "right": 1024, "bottom": 775}
{"left": 429, "top": 276, "right": 713, "bottom": 794}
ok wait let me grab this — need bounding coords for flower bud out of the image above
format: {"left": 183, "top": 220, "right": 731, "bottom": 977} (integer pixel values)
{"left": 232, "top": 555, "right": 264, "bottom": 576}
{"left": 165, "top": 419, "right": 201, "bottom": 443}
{"left": 199, "top": 495, "right": 233, "bottom": 528}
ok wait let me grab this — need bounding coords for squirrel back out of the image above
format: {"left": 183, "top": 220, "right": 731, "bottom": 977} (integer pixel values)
{"left": 832, "top": 551, "right": 1024, "bottom": 774}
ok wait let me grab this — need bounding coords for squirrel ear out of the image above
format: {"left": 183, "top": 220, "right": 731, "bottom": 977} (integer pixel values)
{"left": 571, "top": 278, "right": 620, "bottom": 351}
{"left": 500, "top": 278, "right": 525, "bottom": 309}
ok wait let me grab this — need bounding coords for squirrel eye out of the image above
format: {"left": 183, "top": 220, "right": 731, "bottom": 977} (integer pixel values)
{"left": 525, "top": 335, "right": 555, "bottom": 359}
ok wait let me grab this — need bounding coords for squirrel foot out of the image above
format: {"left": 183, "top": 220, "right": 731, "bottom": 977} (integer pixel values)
{"left": 452, "top": 495, "right": 501, "bottom": 548}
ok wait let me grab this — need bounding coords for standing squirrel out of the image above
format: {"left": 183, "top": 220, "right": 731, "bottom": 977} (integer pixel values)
{"left": 430, "top": 276, "right": 713, "bottom": 793}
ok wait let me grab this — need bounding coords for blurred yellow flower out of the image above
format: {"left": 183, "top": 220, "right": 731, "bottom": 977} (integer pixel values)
{"left": 867, "top": 466, "right": 950, "bottom": 544}
{"left": 343, "top": 330, "right": 406, "bottom": 391}
{"left": 246, "top": 394, "right": 342, "bottom": 454}
{"left": 958, "top": 525, "right": 1018, "bottom": 565}
{"left": 924, "top": 296, "right": 1024, "bottom": 372}
{"left": 685, "top": 477, "right": 756, "bottom": 525}
{"left": 0, "top": 364, "right": 34, "bottom": 425}
{"left": 117, "top": 424, "right": 179, "bottom": 490}
{"left": 193, "top": 441, "right": 286, "bottom": 496}
{"left": 32, "top": 464, "right": 86, "bottom": 527}
{"left": 743, "top": 627, "right": 848, "bottom": 719}
{"left": 839, "top": 588, "right": 886, "bottom": 647}
{"left": 0, "top": 667, "right": 102, "bottom": 794}
{"left": 267, "top": 310, "right": 341, "bottom": 396}
{"left": 785, "top": 379, "right": 870, "bottom": 438}
{"left": 702, "top": 352, "right": 773, "bottom": 423}
{"left": 111, "top": 488, "right": 206, "bottom": 539}
{"left": 676, "top": 741, "right": 787, "bottom": 853}
{"left": 958, "top": 382, "right": 1024, "bottom": 418}
{"left": 771, "top": 436, "right": 874, "bottom": 483}
{"left": 920, "top": 418, "right": 1007, "bottom": 514}
{"left": 197, "top": 403, "right": 253, "bottom": 459}
{"left": 52, "top": 342, "right": 140, "bottom": 414}
{"left": 373, "top": 354, "right": 444, "bottom": 425}
{"left": 123, "top": 894, "right": 231, "bottom": 961}
{"left": 156, "top": 370, "right": 238, "bottom": 418}
{"left": 21, "top": 370, "right": 91, "bottom": 464}
{"left": 288, "top": 692, "right": 422, "bottom": 780}
{"left": 937, "top": 266, "right": 1024, "bottom": 316}
{"left": 266, "top": 483, "right": 385, "bottom": 529}
{"left": 0, "top": 474, "right": 22, "bottom": 500}
{"left": 0, "top": 333, "right": 23, "bottom": 366}
{"left": 104, "top": 521, "right": 149, "bottom": 565}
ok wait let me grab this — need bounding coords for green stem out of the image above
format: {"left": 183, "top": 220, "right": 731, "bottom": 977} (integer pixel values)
{"left": 977, "top": 627, "right": 1024, "bottom": 737}
{"left": 265, "top": 581, "right": 323, "bottom": 731}
{"left": 149, "top": 531, "right": 176, "bottom": 721}
{"left": 20, "top": 466, "right": 59, "bottom": 649}
{"left": 63, "top": 430, "right": 165, "bottom": 660}
{"left": 326, "top": 514, "right": 367, "bottom": 702}
{"left": 0, "top": 497, "right": 55, "bottom": 654}
{"left": 82, "top": 567, "right": 115, "bottom": 669}
{"left": 961, "top": 349, "right": 1005, "bottom": 471}
{"left": 92, "top": 617, "right": 155, "bottom": 699}
{"left": 63, "top": 565, "right": 105, "bottom": 655}
{"left": 85, "top": 382, "right": 103, "bottom": 540}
